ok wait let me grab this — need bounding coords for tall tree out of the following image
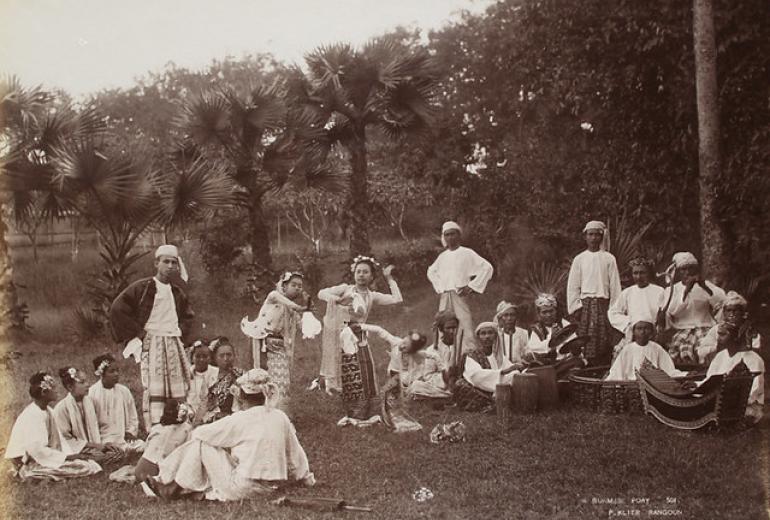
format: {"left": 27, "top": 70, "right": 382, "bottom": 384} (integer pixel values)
{"left": 692, "top": 0, "right": 727, "bottom": 284}
{"left": 287, "top": 38, "right": 439, "bottom": 254}
{"left": 175, "top": 85, "right": 329, "bottom": 269}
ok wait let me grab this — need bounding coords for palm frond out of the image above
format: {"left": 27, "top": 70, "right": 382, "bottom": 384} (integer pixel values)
{"left": 510, "top": 260, "right": 570, "bottom": 306}
{"left": 304, "top": 43, "right": 355, "bottom": 90}
{"left": 174, "top": 92, "right": 231, "bottom": 148}
{"left": 157, "top": 156, "right": 236, "bottom": 228}
{"left": 0, "top": 75, "right": 50, "bottom": 132}
{"left": 610, "top": 217, "right": 653, "bottom": 281}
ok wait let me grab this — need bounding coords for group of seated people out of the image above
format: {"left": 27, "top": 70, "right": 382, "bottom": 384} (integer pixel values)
{"left": 366, "top": 255, "right": 764, "bottom": 424}
{"left": 5, "top": 348, "right": 314, "bottom": 501}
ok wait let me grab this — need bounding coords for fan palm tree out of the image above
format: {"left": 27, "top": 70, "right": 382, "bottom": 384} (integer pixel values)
{"left": 287, "top": 38, "right": 439, "bottom": 254}
{"left": 2, "top": 78, "right": 237, "bottom": 325}
{"left": 174, "top": 84, "right": 332, "bottom": 269}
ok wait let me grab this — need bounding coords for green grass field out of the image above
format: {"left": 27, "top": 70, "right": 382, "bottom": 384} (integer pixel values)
{"left": 2, "top": 242, "right": 769, "bottom": 519}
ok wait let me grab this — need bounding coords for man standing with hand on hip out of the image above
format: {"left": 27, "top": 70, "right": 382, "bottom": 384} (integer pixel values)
{"left": 427, "top": 221, "right": 494, "bottom": 352}
{"left": 110, "top": 245, "right": 195, "bottom": 427}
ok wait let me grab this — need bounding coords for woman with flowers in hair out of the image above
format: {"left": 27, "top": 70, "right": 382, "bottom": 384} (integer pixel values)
{"left": 202, "top": 337, "right": 244, "bottom": 424}
{"left": 5, "top": 372, "right": 103, "bottom": 480}
{"left": 87, "top": 354, "right": 143, "bottom": 451}
{"left": 315, "top": 255, "right": 402, "bottom": 393}
{"left": 148, "top": 369, "right": 315, "bottom": 501}
{"left": 134, "top": 399, "right": 194, "bottom": 483}
{"left": 186, "top": 339, "right": 218, "bottom": 425}
{"left": 245, "top": 271, "right": 313, "bottom": 408}
{"left": 53, "top": 367, "right": 123, "bottom": 464}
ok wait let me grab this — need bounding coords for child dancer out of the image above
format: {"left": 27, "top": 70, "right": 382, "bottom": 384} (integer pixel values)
{"left": 186, "top": 340, "right": 218, "bottom": 425}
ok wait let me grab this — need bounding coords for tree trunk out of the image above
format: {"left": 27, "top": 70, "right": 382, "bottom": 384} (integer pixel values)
{"left": 249, "top": 195, "right": 273, "bottom": 269}
{"left": 693, "top": 0, "right": 729, "bottom": 285}
{"left": 0, "top": 201, "right": 20, "bottom": 341}
{"left": 347, "top": 130, "right": 371, "bottom": 255}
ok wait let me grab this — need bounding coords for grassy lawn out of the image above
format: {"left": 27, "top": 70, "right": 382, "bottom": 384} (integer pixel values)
{"left": 2, "top": 243, "right": 769, "bottom": 519}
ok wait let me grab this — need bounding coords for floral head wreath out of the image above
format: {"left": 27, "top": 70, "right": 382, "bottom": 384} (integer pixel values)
{"left": 38, "top": 374, "right": 56, "bottom": 392}
{"left": 177, "top": 402, "right": 194, "bottom": 423}
{"left": 66, "top": 367, "right": 84, "bottom": 384}
{"left": 350, "top": 255, "right": 380, "bottom": 274}
{"left": 94, "top": 359, "right": 112, "bottom": 377}
{"left": 277, "top": 271, "right": 304, "bottom": 292}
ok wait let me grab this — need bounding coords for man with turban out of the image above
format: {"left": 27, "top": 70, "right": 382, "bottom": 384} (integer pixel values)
{"left": 110, "top": 245, "right": 195, "bottom": 427}
{"left": 658, "top": 252, "right": 725, "bottom": 365}
{"left": 696, "top": 290, "right": 759, "bottom": 365}
{"left": 493, "top": 301, "right": 530, "bottom": 364}
{"left": 427, "top": 221, "right": 494, "bottom": 352}
{"left": 453, "top": 322, "right": 522, "bottom": 412}
{"left": 566, "top": 221, "right": 622, "bottom": 366}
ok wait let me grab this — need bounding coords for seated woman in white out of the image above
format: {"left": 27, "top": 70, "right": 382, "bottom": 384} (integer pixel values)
{"left": 703, "top": 321, "right": 765, "bottom": 423}
{"left": 148, "top": 369, "right": 315, "bottom": 501}
{"left": 606, "top": 321, "right": 685, "bottom": 381}
{"left": 5, "top": 372, "right": 102, "bottom": 481}
{"left": 87, "top": 354, "right": 144, "bottom": 452}
{"left": 186, "top": 340, "right": 219, "bottom": 425}
{"left": 53, "top": 366, "right": 123, "bottom": 464}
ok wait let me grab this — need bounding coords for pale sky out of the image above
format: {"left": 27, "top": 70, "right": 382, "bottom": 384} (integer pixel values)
{"left": 0, "top": 0, "right": 493, "bottom": 97}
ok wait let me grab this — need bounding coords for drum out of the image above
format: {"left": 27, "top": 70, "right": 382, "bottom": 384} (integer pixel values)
{"left": 528, "top": 365, "right": 559, "bottom": 409}
{"left": 511, "top": 373, "right": 539, "bottom": 414}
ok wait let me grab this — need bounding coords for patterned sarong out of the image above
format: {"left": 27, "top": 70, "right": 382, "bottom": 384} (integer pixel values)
{"left": 453, "top": 378, "right": 493, "bottom": 412}
{"left": 141, "top": 334, "right": 192, "bottom": 427}
{"left": 668, "top": 327, "right": 710, "bottom": 365}
{"left": 341, "top": 345, "right": 379, "bottom": 419}
{"left": 577, "top": 297, "right": 612, "bottom": 365}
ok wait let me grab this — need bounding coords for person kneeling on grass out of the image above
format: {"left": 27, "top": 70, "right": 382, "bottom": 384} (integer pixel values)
{"left": 363, "top": 323, "right": 453, "bottom": 400}
{"left": 146, "top": 369, "right": 315, "bottom": 501}
{"left": 134, "top": 399, "right": 193, "bottom": 483}
{"left": 5, "top": 372, "right": 103, "bottom": 481}
{"left": 606, "top": 321, "right": 686, "bottom": 381}
{"left": 702, "top": 321, "right": 765, "bottom": 424}
{"left": 453, "top": 322, "right": 523, "bottom": 412}
{"left": 53, "top": 367, "right": 123, "bottom": 464}
{"left": 88, "top": 354, "right": 144, "bottom": 453}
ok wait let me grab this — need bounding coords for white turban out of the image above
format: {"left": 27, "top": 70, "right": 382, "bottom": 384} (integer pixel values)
{"left": 441, "top": 221, "right": 462, "bottom": 247}
{"left": 232, "top": 369, "right": 280, "bottom": 409}
{"left": 723, "top": 291, "right": 748, "bottom": 308}
{"left": 474, "top": 321, "right": 498, "bottom": 336}
{"left": 494, "top": 301, "right": 517, "bottom": 326}
{"left": 582, "top": 220, "right": 610, "bottom": 251}
{"left": 662, "top": 252, "right": 699, "bottom": 284}
{"left": 535, "top": 293, "right": 558, "bottom": 309}
{"left": 155, "top": 244, "right": 189, "bottom": 282}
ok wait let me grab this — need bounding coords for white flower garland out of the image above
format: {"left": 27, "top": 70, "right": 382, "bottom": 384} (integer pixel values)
{"left": 94, "top": 360, "right": 111, "bottom": 377}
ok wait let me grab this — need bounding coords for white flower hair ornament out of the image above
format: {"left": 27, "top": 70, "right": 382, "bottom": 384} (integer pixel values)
{"left": 67, "top": 367, "right": 84, "bottom": 384}
{"left": 177, "top": 402, "right": 194, "bottom": 423}
{"left": 94, "top": 360, "right": 111, "bottom": 377}
{"left": 39, "top": 375, "right": 56, "bottom": 391}
{"left": 350, "top": 255, "right": 380, "bottom": 274}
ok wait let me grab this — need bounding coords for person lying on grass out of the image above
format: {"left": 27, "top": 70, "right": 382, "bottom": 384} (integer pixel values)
{"left": 702, "top": 321, "right": 765, "bottom": 424}
{"left": 88, "top": 355, "right": 144, "bottom": 452}
{"left": 361, "top": 323, "right": 452, "bottom": 400}
{"left": 453, "top": 322, "right": 523, "bottom": 412}
{"left": 606, "top": 321, "right": 685, "bottom": 381}
{"left": 5, "top": 372, "right": 103, "bottom": 480}
{"left": 53, "top": 366, "right": 124, "bottom": 464}
{"left": 146, "top": 369, "right": 314, "bottom": 501}
{"left": 134, "top": 399, "right": 193, "bottom": 483}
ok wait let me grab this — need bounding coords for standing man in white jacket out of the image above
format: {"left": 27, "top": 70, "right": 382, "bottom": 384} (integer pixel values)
{"left": 427, "top": 221, "right": 494, "bottom": 352}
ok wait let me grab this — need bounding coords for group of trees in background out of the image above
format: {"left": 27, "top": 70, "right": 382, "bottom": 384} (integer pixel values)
{"left": 2, "top": 0, "right": 768, "bottom": 337}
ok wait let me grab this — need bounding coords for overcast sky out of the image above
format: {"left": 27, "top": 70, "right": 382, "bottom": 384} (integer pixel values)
{"left": 1, "top": 0, "right": 493, "bottom": 96}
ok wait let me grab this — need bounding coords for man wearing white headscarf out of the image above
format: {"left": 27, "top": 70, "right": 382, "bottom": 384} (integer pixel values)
{"left": 110, "top": 244, "right": 194, "bottom": 427}
{"left": 427, "top": 221, "right": 494, "bottom": 352}
{"left": 493, "top": 301, "right": 530, "bottom": 364}
{"left": 527, "top": 293, "right": 575, "bottom": 360}
{"left": 695, "top": 290, "right": 758, "bottom": 365}
{"left": 566, "top": 221, "right": 622, "bottom": 365}
{"left": 658, "top": 252, "right": 725, "bottom": 365}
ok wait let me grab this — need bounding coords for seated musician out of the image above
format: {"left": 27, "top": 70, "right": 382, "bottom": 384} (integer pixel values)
{"left": 606, "top": 320, "right": 685, "bottom": 381}
{"left": 526, "top": 293, "right": 585, "bottom": 377}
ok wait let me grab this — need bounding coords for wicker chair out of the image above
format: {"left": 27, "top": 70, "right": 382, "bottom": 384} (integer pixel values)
{"left": 637, "top": 359, "right": 756, "bottom": 430}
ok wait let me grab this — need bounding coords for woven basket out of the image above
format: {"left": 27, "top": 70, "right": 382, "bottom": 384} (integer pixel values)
{"left": 568, "top": 366, "right": 644, "bottom": 415}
